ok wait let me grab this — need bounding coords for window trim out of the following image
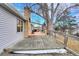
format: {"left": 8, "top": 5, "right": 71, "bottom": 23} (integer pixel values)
{"left": 17, "top": 18, "right": 24, "bottom": 32}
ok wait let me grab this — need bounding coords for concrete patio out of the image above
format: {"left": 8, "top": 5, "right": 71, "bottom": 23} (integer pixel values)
{"left": 12, "top": 35, "right": 64, "bottom": 49}
{"left": 0, "top": 35, "right": 74, "bottom": 56}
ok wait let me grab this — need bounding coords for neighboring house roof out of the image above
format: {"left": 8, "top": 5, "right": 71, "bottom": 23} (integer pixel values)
{"left": 0, "top": 3, "right": 26, "bottom": 21}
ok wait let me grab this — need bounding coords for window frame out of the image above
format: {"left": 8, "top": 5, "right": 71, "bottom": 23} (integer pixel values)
{"left": 17, "top": 18, "right": 24, "bottom": 32}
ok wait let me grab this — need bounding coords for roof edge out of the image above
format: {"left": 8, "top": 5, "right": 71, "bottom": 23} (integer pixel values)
{"left": 0, "top": 3, "right": 26, "bottom": 21}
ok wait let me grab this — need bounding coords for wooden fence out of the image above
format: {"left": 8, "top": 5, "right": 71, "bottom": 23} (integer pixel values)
{"left": 53, "top": 31, "right": 79, "bottom": 55}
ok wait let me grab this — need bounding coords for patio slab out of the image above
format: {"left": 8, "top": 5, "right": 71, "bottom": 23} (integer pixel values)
{"left": 0, "top": 35, "right": 74, "bottom": 56}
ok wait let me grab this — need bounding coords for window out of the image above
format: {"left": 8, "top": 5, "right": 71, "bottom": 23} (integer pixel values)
{"left": 17, "top": 18, "right": 24, "bottom": 32}
{"left": 21, "top": 20, "right": 23, "bottom": 32}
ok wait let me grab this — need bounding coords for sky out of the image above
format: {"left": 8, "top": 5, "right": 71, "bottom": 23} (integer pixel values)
{"left": 69, "top": 7, "right": 79, "bottom": 23}
{"left": 12, "top": 3, "right": 79, "bottom": 25}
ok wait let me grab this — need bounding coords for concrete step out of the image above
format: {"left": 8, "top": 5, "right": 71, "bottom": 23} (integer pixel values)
{"left": 4, "top": 48, "right": 67, "bottom": 55}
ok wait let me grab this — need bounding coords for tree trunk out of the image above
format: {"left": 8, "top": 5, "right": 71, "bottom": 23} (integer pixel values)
{"left": 40, "top": 3, "right": 59, "bottom": 35}
{"left": 43, "top": 3, "right": 51, "bottom": 35}
{"left": 41, "top": 3, "right": 54, "bottom": 35}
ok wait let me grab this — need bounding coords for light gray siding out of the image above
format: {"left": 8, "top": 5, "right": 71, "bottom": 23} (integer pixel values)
{"left": 0, "top": 6, "right": 24, "bottom": 53}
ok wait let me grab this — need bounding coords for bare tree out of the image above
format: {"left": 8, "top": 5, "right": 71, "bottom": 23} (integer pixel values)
{"left": 25, "top": 3, "right": 79, "bottom": 35}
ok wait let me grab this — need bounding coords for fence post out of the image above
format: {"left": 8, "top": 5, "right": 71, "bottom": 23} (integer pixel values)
{"left": 64, "top": 31, "right": 68, "bottom": 48}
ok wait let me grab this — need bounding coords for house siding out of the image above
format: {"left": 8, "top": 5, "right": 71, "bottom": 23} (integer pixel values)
{"left": 0, "top": 6, "right": 24, "bottom": 53}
